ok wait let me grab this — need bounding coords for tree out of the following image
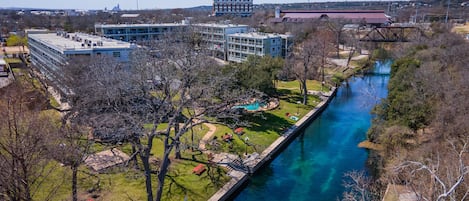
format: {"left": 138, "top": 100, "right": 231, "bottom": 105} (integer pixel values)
{"left": 342, "top": 26, "right": 362, "bottom": 67}
{"left": 6, "top": 35, "right": 27, "bottom": 53}
{"left": 325, "top": 18, "right": 349, "bottom": 59}
{"left": 291, "top": 30, "right": 333, "bottom": 105}
{"left": 391, "top": 140, "right": 469, "bottom": 201}
{"left": 0, "top": 83, "right": 59, "bottom": 201}
{"left": 235, "top": 55, "right": 284, "bottom": 96}
{"left": 63, "top": 31, "right": 251, "bottom": 201}
{"left": 291, "top": 38, "right": 318, "bottom": 105}
{"left": 342, "top": 171, "right": 380, "bottom": 201}
{"left": 366, "top": 30, "right": 469, "bottom": 201}
{"left": 51, "top": 124, "right": 92, "bottom": 201}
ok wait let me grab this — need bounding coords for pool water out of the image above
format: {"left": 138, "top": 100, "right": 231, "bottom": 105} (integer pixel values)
{"left": 234, "top": 60, "right": 391, "bottom": 201}
{"left": 233, "top": 101, "right": 266, "bottom": 111}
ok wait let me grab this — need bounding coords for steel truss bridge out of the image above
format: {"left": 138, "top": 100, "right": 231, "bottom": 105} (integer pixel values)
{"left": 360, "top": 26, "right": 426, "bottom": 42}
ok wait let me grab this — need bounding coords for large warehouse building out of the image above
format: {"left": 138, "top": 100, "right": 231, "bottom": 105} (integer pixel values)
{"left": 271, "top": 9, "right": 391, "bottom": 26}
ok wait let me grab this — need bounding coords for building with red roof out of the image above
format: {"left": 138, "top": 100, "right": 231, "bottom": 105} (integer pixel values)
{"left": 271, "top": 8, "right": 391, "bottom": 26}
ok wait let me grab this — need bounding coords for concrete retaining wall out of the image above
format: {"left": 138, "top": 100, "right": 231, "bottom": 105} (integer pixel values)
{"left": 209, "top": 87, "right": 338, "bottom": 201}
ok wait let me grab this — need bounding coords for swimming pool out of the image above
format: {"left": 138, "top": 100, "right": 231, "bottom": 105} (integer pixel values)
{"left": 233, "top": 101, "right": 266, "bottom": 111}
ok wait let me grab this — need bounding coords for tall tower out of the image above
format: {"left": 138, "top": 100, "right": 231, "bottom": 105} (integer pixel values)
{"left": 213, "top": 0, "right": 253, "bottom": 17}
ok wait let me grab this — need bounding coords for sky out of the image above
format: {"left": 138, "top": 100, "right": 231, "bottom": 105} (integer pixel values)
{"left": 0, "top": 0, "right": 389, "bottom": 10}
{"left": 2, "top": 0, "right": 306, "bottom": 10}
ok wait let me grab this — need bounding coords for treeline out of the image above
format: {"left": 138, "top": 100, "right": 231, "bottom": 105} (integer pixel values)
{"left": 367, "top": 23, "right": 469, "bottom": 200}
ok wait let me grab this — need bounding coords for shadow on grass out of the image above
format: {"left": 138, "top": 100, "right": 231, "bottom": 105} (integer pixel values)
{"left": 165, "top": 171, "right": 202, "bottom": 201}
{"left": 242, "top": 112, "right": 293, "bottom": 134}
{"left": 277, "top": 89, "right": 302, "bottom": 103}
{"left": 278, "top": 89, "right": 321, "bottom": 107}
{"left": 163, "top": 158, "right": 229, "bottom": 201}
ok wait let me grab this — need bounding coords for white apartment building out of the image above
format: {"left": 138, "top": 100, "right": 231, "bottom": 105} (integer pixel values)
{"left": 213, "top": 0, "right": 253, "bottom": 17}
{"left": 193, "top": 23, "right": 249, "bottom": 60}
{"left": 95, "top": 23, "right": 249, "bottom": 61}
{"left": 227, "top": 32, "right": 293, "bottom": 63}
{"left": 94, "top": 23, "right": 188, "bottom": 42}
{"left": 28, "top": 31, "right": 136, "bottom": 96}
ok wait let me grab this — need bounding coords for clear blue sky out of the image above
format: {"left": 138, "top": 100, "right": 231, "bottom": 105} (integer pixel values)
{"left": 1, "top": 0, "right": 375, "bottom": 10}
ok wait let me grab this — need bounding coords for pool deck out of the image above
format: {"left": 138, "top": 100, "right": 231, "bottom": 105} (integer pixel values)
{"left": 208, "top": 87, "right": 337, "bottom": 201}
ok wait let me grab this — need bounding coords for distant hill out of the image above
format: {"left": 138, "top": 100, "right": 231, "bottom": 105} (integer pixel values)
{"left": 185, "top": 5, "right": 212, "bottom": 11}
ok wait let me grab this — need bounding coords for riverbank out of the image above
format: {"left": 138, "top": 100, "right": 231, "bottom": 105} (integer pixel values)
{"left": 208, "top": 88, "right": 337, "bottom": 201}
{"left": 208, "top": 52, "right": 372, "bottom": 201}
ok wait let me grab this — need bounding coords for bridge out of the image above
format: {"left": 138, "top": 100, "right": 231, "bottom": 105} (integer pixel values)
{"left": 360, "top": 26, "right": 425, "bottom": 42}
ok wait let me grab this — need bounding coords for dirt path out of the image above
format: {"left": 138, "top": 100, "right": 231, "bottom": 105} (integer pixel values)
{"left": 198, "top": 123, "right": 217, "bottom": 151}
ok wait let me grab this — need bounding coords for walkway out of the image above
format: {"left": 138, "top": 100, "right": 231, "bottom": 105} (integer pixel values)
{"left": 198, "top": 123, "right": 217, "bottom": 151}
{"left": 198, "top": 122, "right": 244, "bottom": 168}
{"left": 329, "top": 53, "right": 369, "bottom": 68}
{"left": 197, "top": 122, "right": 251, "bottom": 201}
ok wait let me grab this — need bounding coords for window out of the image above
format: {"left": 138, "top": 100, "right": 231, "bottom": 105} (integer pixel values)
{"left": 113, "top": 52, "right": 121, "bottom": 58}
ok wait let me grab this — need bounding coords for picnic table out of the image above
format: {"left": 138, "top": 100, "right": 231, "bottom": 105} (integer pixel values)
{"left": 192, "top": 164, "right": 206, "bottom": 175}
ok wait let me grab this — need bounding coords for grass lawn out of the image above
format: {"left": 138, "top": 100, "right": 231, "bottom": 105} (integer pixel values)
{"left": 349, "top": 57, "right": 370, "bottom": 69}
{"left": 4, "top": 57, "right": 23, "bottom": 64}
{"left": 34, "top": 122, "right": 228, "bottom": 201}
{"left": 13, "top": 67, "right": 44, "bottom": 91}
{"left": 206, "top": 80, "right": 322, "bottom": 154}
{"left": 34, "top": 159, "right": 229, "bottom": 201}
{"left": 31, "top": 77, "right": 327, "bottom": 201}
{"left": 276, "top": 79, "right": 329, "bottom": 92}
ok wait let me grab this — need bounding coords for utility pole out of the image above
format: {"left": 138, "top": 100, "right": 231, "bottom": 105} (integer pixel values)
{"left": 136, "top": 0, "right": 139, "bottom": 10}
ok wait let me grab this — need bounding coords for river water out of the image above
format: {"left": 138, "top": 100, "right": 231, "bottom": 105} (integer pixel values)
{"left": 234, "top": 60, "right": 392, "bottom": 201}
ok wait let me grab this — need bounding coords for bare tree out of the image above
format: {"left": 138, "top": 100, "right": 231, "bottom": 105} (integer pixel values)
{"left": 342, "top": 26, "right": 362, "bottom": 67}
{"left": 391, "top": 139, "right": 469, "bottom": 201}
{"left": 0, "top": 83, "right": 60, "bottom": 201}
{"left": 325, "top": 18, "right": 349, "bottom": 59}
{"left": 51, "top": 124, "right": 92, "bottom": 201}
{"left": 342, "top": 170, "right": 379, "bottom": 201}
{"left": 291, "top": 30, "right": 333, "bottom": 105}
{"left": 63, "top": 30, "right": 251, "bottom": 201}
{"left": 291, "top": 38, "right": 318, "bottom": 105}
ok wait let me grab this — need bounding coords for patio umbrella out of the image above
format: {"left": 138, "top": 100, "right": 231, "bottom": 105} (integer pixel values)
{"left": 234, "top": 127, "right": 244, "bottom": 135}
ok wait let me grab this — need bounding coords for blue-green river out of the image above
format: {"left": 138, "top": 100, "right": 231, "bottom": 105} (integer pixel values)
{"left": 234, "top": 60, "right": 391, "bottom": 201}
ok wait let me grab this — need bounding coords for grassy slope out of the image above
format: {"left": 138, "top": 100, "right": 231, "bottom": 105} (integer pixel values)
{"left": 207, "top": 80, "right": 323, "bottom": 155}
{"left": 32, "top": 80, "right": 325, "bottom": 201}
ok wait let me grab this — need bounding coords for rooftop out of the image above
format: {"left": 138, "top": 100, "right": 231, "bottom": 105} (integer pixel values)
{"left": 95, "top": 23, "right": 188, "bottom": 28}
{"left": 229, "top": 32, "right": 282, "bottom": 39}
{"left": 281, "top": 10, "right": 386, "bottom": 14}
{"left": 193, "top": 23, "right": 249, "bottom": 28}
{"left": 276, "top": 10, "right": 389, "bottom": 24}
{"left": 28, "top": 32, "right": 135, "bottom": 53}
